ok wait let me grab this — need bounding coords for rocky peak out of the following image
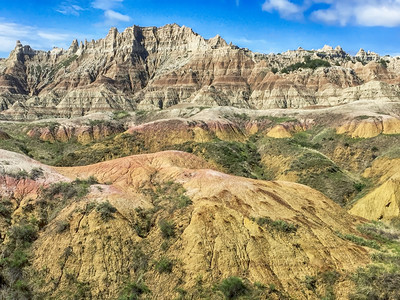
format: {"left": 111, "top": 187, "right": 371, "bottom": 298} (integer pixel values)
{"left": 356, "top": 48, "right": 366, "bottom": 57}
{"left": 319, "top": 45, "right": 334, "bottom": 52}
{"left": 356, "top": 48, "right": 380, "bottom": 61}
{"left": 335, "top": 45, "right": 343, "bottom": 52}
{"left": 7, "top": 40, "right": 36, "bottom": 62}
{"left": 68, "top": 39, "right": 79, "bottom": 53}
{"left": 207, "top": 34, "right": 228, "bottom": 49}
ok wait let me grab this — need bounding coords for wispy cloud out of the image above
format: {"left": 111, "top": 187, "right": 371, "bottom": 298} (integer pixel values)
{"left": 0, "top": 20, "right": 84, "bottom": 56}
{"left": 57, "top": 2, "right": 85, "bottom": 16}
{"left": 92, "top": 0, "right": 123, "bottom": 10}
{"left": 37, "top": 31, "right": 72, "bottom": 41}
{"left": 236, "top": 0, "right": 240, "bottom": 7}
{"left": 262, "top": 0, "right": 400, "bottom": 27}
{"left": 104, "top": 10, "right": 131, "bottom": 22}
{"left": 91, "top": 0, "right": 131, "bottom": 24}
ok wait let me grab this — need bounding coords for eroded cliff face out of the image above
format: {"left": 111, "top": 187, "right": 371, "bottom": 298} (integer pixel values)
{"left": 1, "top": 24, "right": 400, "bottom": 119}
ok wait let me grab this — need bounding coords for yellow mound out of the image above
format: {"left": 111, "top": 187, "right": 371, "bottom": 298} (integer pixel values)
{"left": 31, "top": 150, "right": 371, "bottom": 299}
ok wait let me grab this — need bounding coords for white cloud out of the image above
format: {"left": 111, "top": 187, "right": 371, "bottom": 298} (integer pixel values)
{"left": 263, "top": 0, "right": 400, "bottom": 27}
{"left": 37, "top": 32, "right": 72, "bottom": 41}
{"left": 104, "top": 10, "right": 131, "bottom": 22}
{"left": 0, "top": 22, "right": 33, "bottom": 39}
{"left": 57, "top": 4, "right": 84, "bottom": 16}
{"left": 91, "top": 0, "right": 131, "bottom": 24}
{"left": 262, "top": 0, "right": 304, "bottom": 19}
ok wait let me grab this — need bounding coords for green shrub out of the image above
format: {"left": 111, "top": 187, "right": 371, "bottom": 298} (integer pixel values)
{"left": 217, "top": 277, "right": 248, "bottom": 299}
{"left": 0, "top": 202, "right": 12, "bottom": 219}
{"left": 159, "top": 219, "right": 176, "bottom": 239}
{"left": 96, "top": 201, "right": 117, "bottom": 221}
{"left": 9, "top": 222, "right": 38, "bottom": 246}
{"left": 7, "top": 249, "right": 29, "bottom": 268}
{"left": 354, "top": 182, "right": 366, "bottom": 192}
{"left": 379, "top": 59, "right": 388, "bottom": 68}
{"left": 335, "top": 231, "right": 380, "bottom": 249}
{"left": 256, "top": 217, "right": 297, "bottom": 233}
{"left": 112, "top": 111, "right": 130, "bottom": 120}
{"left": 132, "top": 247, "right": 149, "bottom": 272}
{"left": 350, "top": 265, "right": 400, "bottom": 300}
{"left": 118, "top": 281, "right": 150, "bottom": 300}
{"left": 155, "top": 256, "right": 173, "bottom": 273}
{"left": 233, "top": 113, "right": 250, "bottom": 121}
{"left": 133, "top": 207, "right": 153, "bottom": 238}
{"left": 303, "top": 275, "right": 317, "bottom": 292}
{"left": 29, "top": 167, "right": 44, "bottom": 180}
{"left": 55, "top": 220, "right": 70, "bottom": 233}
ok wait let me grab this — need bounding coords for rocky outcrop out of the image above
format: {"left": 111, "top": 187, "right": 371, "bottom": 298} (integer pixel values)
{"left": 266, "top": 119, "right": 314, "bottom": 138}
{"left": 26, "top": 122, "right": 125, "bottom": 143}
{"left": 1, "top": 24, "right": 400, "bottom": 119}
{"left": 350, "top": 158, "right": 400, "bottom": 222}
{"left": 337, "top": 116, "right": 400, "bottom": 138}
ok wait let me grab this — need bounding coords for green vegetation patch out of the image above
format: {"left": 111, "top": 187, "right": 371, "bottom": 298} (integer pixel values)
{"left": 281, "top": 57, "right": 331, "bottom": 73}
{"left": 217, "top": 277, "right": 248, "bottom": 299}
{"left": 255, "top": 217, "right": 297, "bottom": 233}
{"left": 159, "top": 219, "right": 176, "bottom": 239}
{"left": 172, "top": 139, "right": 270, "bottom": 180}
{"left": 118, "top": 280, "right": 151, "bottom": 300}
{"left": 112, "top": 111, "right": 130, "bottom": 120}
{"left": 335, "top": 231, "right": 380, "bottom": 250}
{"left": 96, "top": 201, "right": 117, "bottom": 221}
{"left": 155, "top": 256, "right": 173, "bottom": 273}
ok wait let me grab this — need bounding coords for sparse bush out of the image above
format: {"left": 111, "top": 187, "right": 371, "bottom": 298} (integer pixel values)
{"left": 0, "top": 202, "right": 12, "bottom": 219}
{"left": 15, "top": 170, "right": 29, "bottom": 179}
{"left": 233, "top": 113, "right": 250, "bottom": 121}
{"left": 155, "top": 256, "right": 173, "bottom": 273}
{"left": 354, "top": 182, "right": 366, "bottom": 192}
{"left": 256, "top": 217, "right": 297, "bottom": 233}
{"left": 55, "top": 220, "right": 70, "bottom": 233}
{"left": 118, "top": 281, "right": 150, "bottom": 300}
{"left": 29, "top": 167, "right": 44, "bottom": 180}
{"left": 350, "top": 265, "right": 400, "bottom": 300}
{"left": 112, "top": 110, "right": 130, "bottom": 120}
{"left": 357, "top": 222, "right": 400, "bottom": 242}
{"left": 96, "top": 201, "right": 117, "bottom": 221}
{"left": 159, "top": 219, "right": 176, "bottom": 239}
{"left": 379, "top": 59, "right": 388, "bottom": 68}
{"left": 133, "top": 207, "right": 154, "bottom": 238}
{"left": 303, "top": 275, "right": 317, "bottom": 292}
{"left": 6, "top": 249, "right": 29, "bottom": 269}
{"left": 217, "top": 277, "right": 248, "bottom": 299}
{"left": 335, "top": 231, "right": 380, "bottom": 249}
{"left": 9, "top": 222, "right": 38, "bottom": 246}
{"left": 371, "top": 146, "right": 379, "bottom": 152}
{"left": 132, "top": 247, "right": 149, "bottom": 272}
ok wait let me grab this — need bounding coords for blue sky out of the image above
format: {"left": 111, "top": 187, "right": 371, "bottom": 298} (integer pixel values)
{"left": 1, "top": 0, "right": 400, "bottom": 58}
